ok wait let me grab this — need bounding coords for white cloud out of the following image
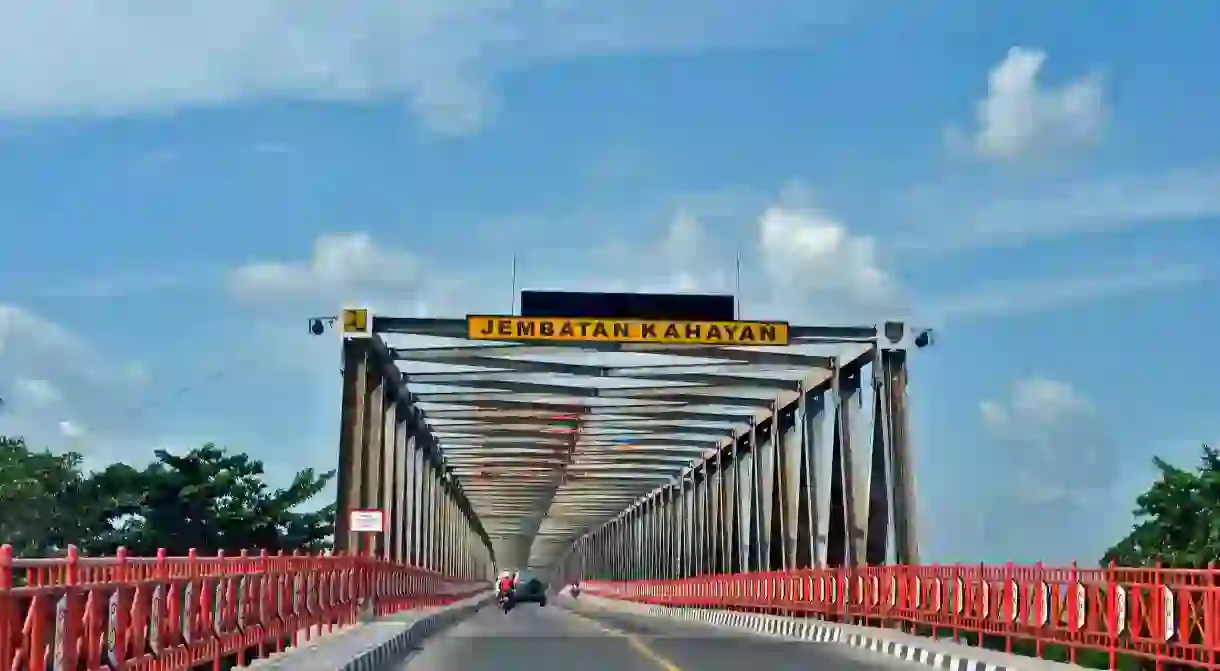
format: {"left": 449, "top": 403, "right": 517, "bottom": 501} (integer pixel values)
{"left": 58, "top": 420, "right": 84, "bottom": 439}
{"left": 966, "top": 375, "right": 1121, "bottom": 562}
{"left": 618, "top": 210, "right": 734, "bottom": 295}
{"left": 1, "top": 304, "right": 307, "bottom": 481}
{"left": 34, "top": 265, "right": 222, "bottom": 299}
{"left": 979, "top": 375, "right": 1117, "bottom": 511}
{"left": 12, "top": 378, "right": 61, "bottom": 407}
{"left": 229, "top": 232, "right": 422, "bottom": 306}
{"left": 228, "top": 187, "right": 906, "bottom": 327}
{"left": 981, "top": 376, "right": 1095, "bottom": 439}
{"left": 954, "top": 47, "right": 1107, "bottom": 161}
{"left": 1, "top": 305, "right": 96, "bottom": 380}
{"left": 661, "top": 211, "right": 704, "bottom": 291}
{"left": 578, "top": 209, "right": 728, "bottom": 296}
{"left": 896, "top": 166, "right": 1220, "bottom": 254}
{"left": 0, "top": 303, "right": 150, "bottom": 460}
{"left": 0, "top": 1, "right": 856, "bottom": 135}
{"left": 225, "top": 182, "right": 1206, "bottom": 332}
{"left": 973, "top": 168, "right": 1220, "bottom": 240}
{"left": 925, "top": 263, "right": 1213, "bottom": 325}
{"left": 757, "top": 203, "right": 900, "bottom": 318}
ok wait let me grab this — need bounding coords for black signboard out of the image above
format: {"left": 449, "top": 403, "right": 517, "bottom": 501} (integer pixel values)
{"left": 519, "top": 291, "right": 736, "bottom": 322}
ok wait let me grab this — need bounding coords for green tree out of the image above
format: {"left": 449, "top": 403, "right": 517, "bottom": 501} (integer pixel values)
{"left": 85, "top": 443, "right": 336, "bottom": 556}
{"left": 0, "top": 436, "right": 97, "bottom": 555}
{"left": 2, "top": 436, "right": 335, "bottom": 558}
{"left": 1102, "top": 444, "right": 1220, "bottom": 568}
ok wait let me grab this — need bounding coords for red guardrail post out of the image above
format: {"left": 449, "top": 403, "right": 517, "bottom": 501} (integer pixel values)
{"left": 0, "top": 545, "right": 13, "bottom": 670}
{"left": 0, "top": 546, "right": 480, "bottom": 671}
{"left": 582, "top": 565, "right": 1220, "bottom": 671}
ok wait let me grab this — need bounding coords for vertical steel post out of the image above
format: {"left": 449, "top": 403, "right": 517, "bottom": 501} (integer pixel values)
{"left": 362, "top": 375, "right": 384, "bottom": 557}
{"left": 748, "top": 419, "right": 761, "bottom": 572}
{"left": 335, "top": 339, "right": 369, "bottom": 555}
{"left": 382, "top": 405, "right": 398, "bottom": 561}
{"left": 393, "top": 418, "right": 408, "bottom": 564}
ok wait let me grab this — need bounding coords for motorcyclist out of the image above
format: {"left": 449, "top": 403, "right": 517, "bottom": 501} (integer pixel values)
{"left": 496, "top": 571, "right": 515, "bottom": 601}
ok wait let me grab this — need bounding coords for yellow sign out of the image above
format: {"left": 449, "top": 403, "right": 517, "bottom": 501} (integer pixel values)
{"left": 465, "top": 315, "right": 789, "bottom": 346}
{"left": 342, "top": 308, "right": 369, "bottom": 334}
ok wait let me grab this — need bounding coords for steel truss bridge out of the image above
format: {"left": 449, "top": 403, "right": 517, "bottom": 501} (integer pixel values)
{"left": 332, "top": 311, "right": 923, "bottom": 580}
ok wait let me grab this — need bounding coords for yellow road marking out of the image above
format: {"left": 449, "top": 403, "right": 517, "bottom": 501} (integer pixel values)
{"left": 563, "top": 609, "right": 683, "bottom": 671}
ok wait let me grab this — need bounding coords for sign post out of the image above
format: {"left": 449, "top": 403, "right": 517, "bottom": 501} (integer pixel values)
{"left": 341, "top": 307, "right": 372, "bottom": 338}
{"left": 347, "top": 509, "right": 384, "bottom": 619}
{"left": 348, "top": 509, "right": 384, "bottom": 558}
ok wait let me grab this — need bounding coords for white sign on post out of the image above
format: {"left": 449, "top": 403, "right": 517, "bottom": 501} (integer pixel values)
{"left": 349, "top": 509, "right": 385, "bottom": 533}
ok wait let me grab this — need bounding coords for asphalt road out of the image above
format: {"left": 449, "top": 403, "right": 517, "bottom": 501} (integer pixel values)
{"left": 397, "top": 597, "right": 925, "bottom": 671}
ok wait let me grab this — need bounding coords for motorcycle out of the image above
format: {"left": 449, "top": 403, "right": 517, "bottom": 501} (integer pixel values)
{"left": 570, "top": 585, "right": 581, "bottom": 599}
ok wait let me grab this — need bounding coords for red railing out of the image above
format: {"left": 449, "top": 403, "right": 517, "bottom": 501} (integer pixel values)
{"left": 0, "top": 545, "right": 488, "bottom": 671}
{"left": 585, "top": 563, "right": 1220, "bottom": 670}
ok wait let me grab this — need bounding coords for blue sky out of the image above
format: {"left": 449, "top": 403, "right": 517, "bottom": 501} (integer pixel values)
{"left": 1, "top": 2, "right": 1218, "bottom": 566}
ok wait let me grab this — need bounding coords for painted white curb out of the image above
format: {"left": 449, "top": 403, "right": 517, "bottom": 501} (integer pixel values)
{"left": 340, "top": 594, "right": 493, "bottom": 671}
{"left": 578, "top": 596, "right": 1017, "bottom": 671}
{"left": 245, "top": 591, "right": 493, "bottom": 670}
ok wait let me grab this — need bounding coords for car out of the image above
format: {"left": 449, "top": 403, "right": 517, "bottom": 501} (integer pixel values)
{"left": 512, "top": 569, "right": 548, "bottom": 606}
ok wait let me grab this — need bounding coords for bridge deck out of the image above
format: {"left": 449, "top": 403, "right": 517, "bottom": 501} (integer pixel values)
{"left": 395, "top": 598, "right": 928, "bottom": 671}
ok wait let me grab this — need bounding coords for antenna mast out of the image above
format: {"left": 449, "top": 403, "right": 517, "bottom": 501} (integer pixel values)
{"left": 511, "top": 255, "right": 519, "bottom": 314}
{"left": 734, "top": 252, "right": 742, "bottom": 319}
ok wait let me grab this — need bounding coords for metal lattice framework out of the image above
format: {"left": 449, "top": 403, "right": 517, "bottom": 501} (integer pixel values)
{"left": 357, "top": 317, "right": 916, "bottom": 570}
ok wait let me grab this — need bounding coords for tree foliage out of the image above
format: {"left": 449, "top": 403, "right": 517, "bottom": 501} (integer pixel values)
{"left": 0, "top": 436, "right": 335, "bottom": 557}
{"left": 1102, "top": 444, "right": 1220, "bottom": 568}
{"left": 0, "top": 437, "right": 104, "bottom": 555}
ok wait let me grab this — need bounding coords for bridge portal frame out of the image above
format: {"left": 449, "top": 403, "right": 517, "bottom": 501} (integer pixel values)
{"left": 332, "top": 312, "right": 925, "bottom": 582}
